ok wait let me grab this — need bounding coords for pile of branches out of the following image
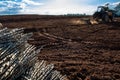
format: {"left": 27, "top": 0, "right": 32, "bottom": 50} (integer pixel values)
{"left": 0, "top": 27, "right": 66, "bottom": 80}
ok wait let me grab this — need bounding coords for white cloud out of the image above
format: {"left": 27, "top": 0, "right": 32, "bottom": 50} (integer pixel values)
{"left": 21, "top": 0, "right": 97, "bottom": 15}
{"left": 112, "top": 1, "right": 120, "bottom": 5}
{"left": 102, "top": 1, "right": 120, "bottom": 10}
{"left": 0, "top": 0, "right": 119, "bottom": 15}
{"left": 0, "top": 1, "right": 22, "bottom": 14}
{"left": 22, "top": 0, "right": 43, "bottom": 5}
{"left": 112, "top": 2, "right": 120, "bottom": 16}
{"left": 0, "top": 0, "right": 43, "bottom": 15}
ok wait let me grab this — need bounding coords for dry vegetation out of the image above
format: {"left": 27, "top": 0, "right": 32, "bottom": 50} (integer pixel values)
{"left": 0, "top": 15, "right": 120, "bottom": 80}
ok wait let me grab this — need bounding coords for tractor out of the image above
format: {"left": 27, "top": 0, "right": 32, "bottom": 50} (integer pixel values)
{"left": 93, "top": 6, "right": 115, "bottom": 23}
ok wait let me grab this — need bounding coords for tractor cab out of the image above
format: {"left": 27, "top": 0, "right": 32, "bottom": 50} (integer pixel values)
{"left": 93, "top": 6, "right": 114, "bottom": 22}
{"left": 97, "top": 6, "right": 108, "bottom": 12}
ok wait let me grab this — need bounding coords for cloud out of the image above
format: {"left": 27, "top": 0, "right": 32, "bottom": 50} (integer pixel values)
{"left": 0, "top": 0, "right": 120, "bottom": 15}
{"left": 22, "top": 0, "right": 43, "bottom": 5}
{"left": 22, "top": 0, "right": 97, "bottom": 15}
{"left": 0, "top": 0, "right": 43, "bottom": 15}
{"left": 0, "top": 1, "right": 22, "bottom": 15}
{"left": 112, "top": 2, "right": 120, "bottom": 16}
{"left": 102, "top": 1, "right": 120, "bottom": 10}
{"left": 0, "top": 0, "right": 97, "bottom": 15}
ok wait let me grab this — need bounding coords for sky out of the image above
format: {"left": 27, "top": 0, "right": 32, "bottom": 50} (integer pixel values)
{"left": 0, "top": 0, "right": 119, "bottom": 15}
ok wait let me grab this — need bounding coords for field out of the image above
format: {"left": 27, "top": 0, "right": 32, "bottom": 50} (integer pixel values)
{"left": 0, "top": 15, "right": 120, "bottom": 80}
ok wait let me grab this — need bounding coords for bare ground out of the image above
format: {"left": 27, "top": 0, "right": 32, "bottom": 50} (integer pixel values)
{"left": 1, "top": 15, "right": 120, "bottom": 80}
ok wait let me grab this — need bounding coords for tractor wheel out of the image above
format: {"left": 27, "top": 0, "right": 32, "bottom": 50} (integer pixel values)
{"left": 102, "top": 14, "right": 109, "bottom": 22}
{"left": 93, "top": 12, "right": 100, "bottom": 21}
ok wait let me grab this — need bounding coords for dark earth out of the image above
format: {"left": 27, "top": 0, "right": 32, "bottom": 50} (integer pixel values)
{"left": 0, "top": 15, "right": 120, "bottom": 80}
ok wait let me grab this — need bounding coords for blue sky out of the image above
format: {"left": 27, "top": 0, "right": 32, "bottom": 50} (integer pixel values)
{"left": 0, "top": 0, "right": 119, "bottom": 15}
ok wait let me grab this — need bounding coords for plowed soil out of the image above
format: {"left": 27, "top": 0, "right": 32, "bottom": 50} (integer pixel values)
{"left": 1, "top": 15, "right": 120, "bottom": 80}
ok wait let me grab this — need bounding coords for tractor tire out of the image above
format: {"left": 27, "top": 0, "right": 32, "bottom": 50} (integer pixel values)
{"left": 93, "top": 12, "right": 100, "bottom": 21}
{"left": 102, "top": 14, "right": 109, "bottom": 22}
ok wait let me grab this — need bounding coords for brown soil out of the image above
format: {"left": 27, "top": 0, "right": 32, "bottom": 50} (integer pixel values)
{"left": 1, "top": 15, "right": 120, "bottom": 80}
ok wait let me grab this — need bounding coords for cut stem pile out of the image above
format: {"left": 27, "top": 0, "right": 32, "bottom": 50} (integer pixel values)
{"left": 0, "top": 27, "right": 66, "bottom": 80}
